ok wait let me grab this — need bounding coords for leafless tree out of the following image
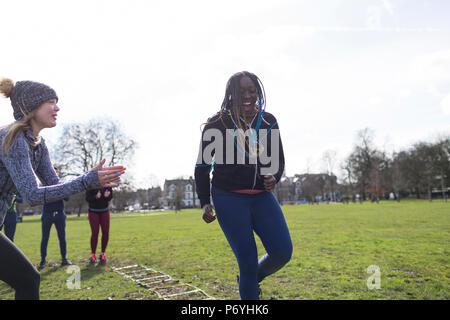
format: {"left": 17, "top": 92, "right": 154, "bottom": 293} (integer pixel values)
{"left": 322, "top": 149, "right": 337, "bottom": 201}
{"left": 53, "top": 118, "right": 136, "bottom": 174}
{"left": 344, "top": 128, "right": 378, "bottom": 201}
{"left": 51, "top": 118, "right": 136, "bottom": 214}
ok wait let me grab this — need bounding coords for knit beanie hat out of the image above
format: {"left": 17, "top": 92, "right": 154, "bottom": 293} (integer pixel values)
{"left": 0, "top": 78, "right": 58, "bottom": 120}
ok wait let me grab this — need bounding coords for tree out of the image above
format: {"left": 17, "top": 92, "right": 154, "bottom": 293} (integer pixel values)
{"left": 345, "top": 128, "right": 378, "bottom": 201}
{"left": 53, "top": 118, "right": 136, "bottom": 174}
{"left": 52, "top": 118, "right": 136, "bottom": 215}
{"left": 433, "top": 136, "right": 450, "bottom": 201}
{"left": 367, "top": 150, "right": 389, "bottom": 202}
{"left": 393, "top": 135, "right": 449, "bottom": 200}
{"left": 174, "top": 188, "right": 184, "bottom": 212}
{"left": 322, "top": 149, "right": 337, "bottom": 201}
{"left": 340, "top": 156, "right": 357, "bottom": 200}
{"left": 389, "top": 151, "right": 409, "bottom": 201}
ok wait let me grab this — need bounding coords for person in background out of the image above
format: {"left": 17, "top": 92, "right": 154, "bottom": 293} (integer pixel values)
{"left": 0, "top": 194, "right": 22, "bottom": 242}
{"left": 38, "top": 166, "right": 71, "bottom": 270}
{"left": 86, "top": 187, "right": 113, "bottom": 265}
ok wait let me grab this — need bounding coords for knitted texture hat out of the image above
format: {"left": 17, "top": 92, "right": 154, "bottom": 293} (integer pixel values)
{"left": 0, "top": 78, "right": 58, "bottom": 120}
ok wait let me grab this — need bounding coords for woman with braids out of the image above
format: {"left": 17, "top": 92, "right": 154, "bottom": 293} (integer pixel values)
{"left": 195, "top": 71, "right": 292, "bottom": 300}
{"left": 0, "top": 77, "right": 125, "bottom": 300}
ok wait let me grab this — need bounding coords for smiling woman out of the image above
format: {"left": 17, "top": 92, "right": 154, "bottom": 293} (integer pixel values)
{"left": 194, "top": 71, "right": 291, "bottom": 300}
{"left": 0, "top": 77, "right": 126, "bottom": 300}
{"left": 31, "top": 98, "right": 60, "bottom": 134}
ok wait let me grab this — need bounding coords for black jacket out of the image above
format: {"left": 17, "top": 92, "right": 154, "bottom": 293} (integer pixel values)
{"left": 86, "top": 188, "right": 113, "bottom": 213}
{"left": 194, "top": 111, "right": 285, "bottom": 207}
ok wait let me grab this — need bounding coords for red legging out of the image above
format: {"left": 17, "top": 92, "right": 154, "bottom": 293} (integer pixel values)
{"left": 88, "top": 211, "right": 110, "bottom": 254}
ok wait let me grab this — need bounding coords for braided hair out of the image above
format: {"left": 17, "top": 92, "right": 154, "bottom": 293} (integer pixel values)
{"left": 204, "top": 71, "right": 266, "bottom": 130}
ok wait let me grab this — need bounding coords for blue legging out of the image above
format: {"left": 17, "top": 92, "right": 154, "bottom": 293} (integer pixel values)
{"left": 211, "top": 186, "right": 293, "bottom": 300}
{"left": 41, "top": 211, "right": 67, "bottom": 262}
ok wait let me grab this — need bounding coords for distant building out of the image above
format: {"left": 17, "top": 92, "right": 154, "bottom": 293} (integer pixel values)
{"left": 162, "top": 177, "right": 200, "bottom": 208}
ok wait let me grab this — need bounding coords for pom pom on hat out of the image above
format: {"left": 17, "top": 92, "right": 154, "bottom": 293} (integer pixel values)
{"left": 0, "top": 78, "right": 14, "bottom": 98}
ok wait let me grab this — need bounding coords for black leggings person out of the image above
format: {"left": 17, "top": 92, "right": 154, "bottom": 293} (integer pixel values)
{"left": 0, "top": 233, "right": 40, "bottom": 299}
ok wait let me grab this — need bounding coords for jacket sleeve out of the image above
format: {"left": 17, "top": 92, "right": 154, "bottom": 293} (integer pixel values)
{"left": 194, "top": 125, "right": 213, "bottom": 208}
{"left": 2, "top": 135, "right": 100, "bottom": 206}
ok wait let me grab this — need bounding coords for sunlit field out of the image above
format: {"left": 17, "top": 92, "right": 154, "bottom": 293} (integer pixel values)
{"left": 0, "top": 200, "right": 448, "bottom": 300}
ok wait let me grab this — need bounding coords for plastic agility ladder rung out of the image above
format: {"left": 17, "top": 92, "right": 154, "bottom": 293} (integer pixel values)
{"left": 112, "top": 264, "right": 215, "bottom": 300}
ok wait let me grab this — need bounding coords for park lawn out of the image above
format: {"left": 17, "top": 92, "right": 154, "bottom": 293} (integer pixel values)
{"left": 0, "top": 200, "right": 448, "bottom": 300}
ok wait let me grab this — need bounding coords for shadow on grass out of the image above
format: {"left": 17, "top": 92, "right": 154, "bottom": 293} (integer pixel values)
{"left": 38, "top": 260, "right": 110, "bottom": 282}
{"left": 79, "top": 262, "right": 110, "bottom": 282}
{"left": 38, "top": 264, "right": 61, "bottom": 277}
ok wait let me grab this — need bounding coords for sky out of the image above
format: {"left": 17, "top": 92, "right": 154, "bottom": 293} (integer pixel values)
{"left": 1, "top": 0, "right": 449, "bottom": 188}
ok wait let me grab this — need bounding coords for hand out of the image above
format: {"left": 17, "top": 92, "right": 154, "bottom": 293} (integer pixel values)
{"left": 91, "top": 159, "right": 126, "bottom": 174}
{"left": 202, "top": 204, "right": 216, "bottom": 224}
{"left": 96, "top": 191, "right": 102, "bottom": 199}
{"left": 92, "top": 159, "right": 126, "bottom": 188}
{"left": 263, "top": 175, "right": 276, "bottom": 192}
{"left": 97, "top": 170, "right": 123, "bottom": 188}
{"left": 104, "top": 189, "right": 111, "bottom": 197}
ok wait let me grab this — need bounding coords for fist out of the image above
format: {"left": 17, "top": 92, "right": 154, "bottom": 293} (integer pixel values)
{"left": 202, "top": 204, "right": 216, "bottom": 224}
{"left": 263, "top": 175, "right": 276, "bottom": 192}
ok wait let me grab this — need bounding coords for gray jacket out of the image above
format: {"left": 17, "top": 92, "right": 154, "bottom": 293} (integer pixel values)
{"left": 0, "top": 128, "right": 100, "bottom": 226}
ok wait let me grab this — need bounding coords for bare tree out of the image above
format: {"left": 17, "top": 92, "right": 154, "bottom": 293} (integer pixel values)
{"left": 344, "top": 128, "right": 378, "bottom": 201}
{"left": 390, "top": 151, "right": 408, "bottom": 201}
{"left": 322, "top": 149, "right": 337, "bottom": 201}
{"left": 340, "top": 157, "right": 356, "bottom": 200}
{"left": 367, "top": 151, "right": 389, "bottom": 203}
{"left": 391, "top": 135, "right": 449, "bottom": 201}
{"left": 434, "top": 135, "right": 450, "bottom": 202}
{"left": 53, "top": 118, "right": 136, "bottom": 174}
{"left": 51, "top": 118, "right": 136, "bottom": 215}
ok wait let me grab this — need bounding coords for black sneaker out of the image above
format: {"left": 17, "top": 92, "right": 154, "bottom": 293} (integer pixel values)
{"left": 38, "top": 260, "right": 46, "bottom": 270}
{"left": 61, "top": 259, "right": 72, "bottom": 266}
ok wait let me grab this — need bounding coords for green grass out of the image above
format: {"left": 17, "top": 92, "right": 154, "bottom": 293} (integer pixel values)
{"left": 0, "top": 200, "right": 448, "bottom": 300}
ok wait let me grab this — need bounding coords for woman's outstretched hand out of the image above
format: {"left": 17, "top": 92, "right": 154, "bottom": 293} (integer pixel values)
{"left": 92, "top": 159, "right": 126, "bottom": 187}
{"left": 202, "top": 204, "right": 216, "bottom": 224}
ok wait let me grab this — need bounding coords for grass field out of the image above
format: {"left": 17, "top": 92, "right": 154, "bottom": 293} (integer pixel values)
{"left": 0, "top": 200, "right": 448, "bottom": 300}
